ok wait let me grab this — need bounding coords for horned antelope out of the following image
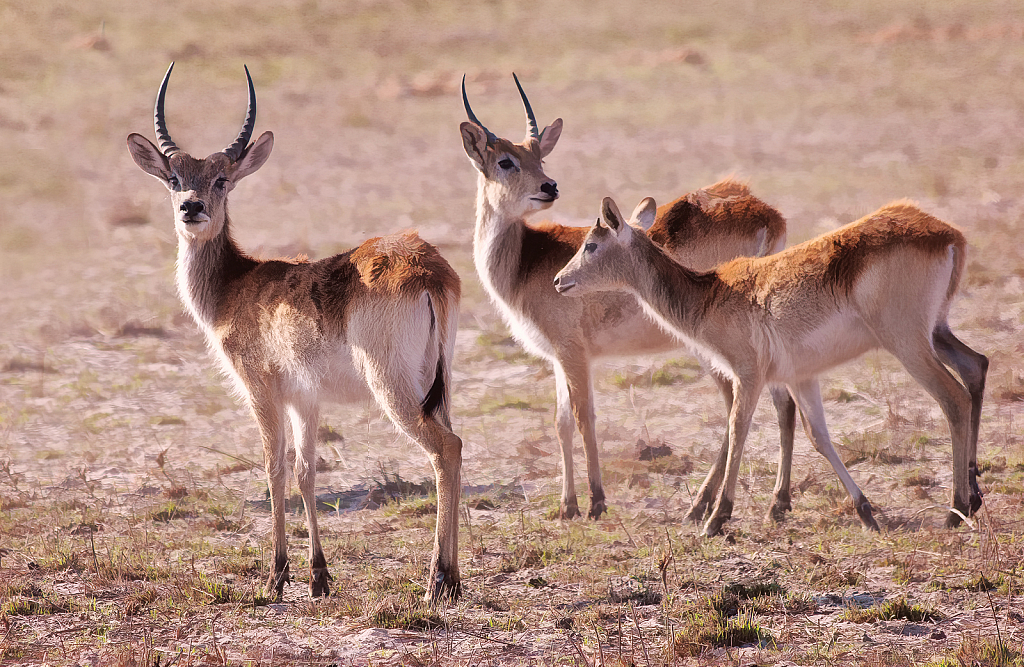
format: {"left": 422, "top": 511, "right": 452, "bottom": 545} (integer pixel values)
{"left": 127, "top": 64, "right": 463, "bottom": 601}
{"left": 460, "top": 75, "right": 797, "bottom": 521}
{"left": 554, "top": 196, "right": 987, "bottom": 536}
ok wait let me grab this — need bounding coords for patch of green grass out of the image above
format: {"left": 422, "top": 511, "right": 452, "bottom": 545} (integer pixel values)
{"left": 903, "top": 471, "right": 934, "bottom": 487}
{"left": 367, "top": 593, "right": 446, "bottom": 631}
{"left": 151, "top": 415, "right": 186, "bottom": 426}
{"left": 474, "top": 330, "right": 537, "bottom": 365}
{"left": 609, "top": 358, "right": 703, "bottom": 389}
{"left": 483, "top": 613, "right": 526, "bottom": 631}
{"left": 183, "top": 573, "right": 270, "bottom": 606}
{"left": 675, "top": 609, "right": 772, "bottom": 657}
{"left": 94, "top": 546, "right": 173, "bottom": 583}
{"left": 38, "top": 545, "right": 84, "bottom": 573}
{"left": 0, "top": 583, "right": 76, "bottom": 616}
{"left": 934, "top": 637, "right": 1024, "bottom": 667}
{"left": 841, "top": 429, "right": 919, "bottom": 466}
{"left": 480, "top": 396, "right": 540, "bottom": 412}
{"left": 673, "top": 582, "right": 780, "bottom": 656}
{"left": 394, "top": 497, "right": 437, "bottom": 518}
{"left": 148, "top": 502, "right": 195, "bottom": 522}
{"left": 843, "top": 597, "right": 941, "bottom": 623}
{"left": 500, "top": 542, "right": 559, "bottom": 573}
{"left": 958, "top": 573, "right": 1000, "bottom": 592}
{"left": 123, "top": 587, "right": 158, "bottom": 617}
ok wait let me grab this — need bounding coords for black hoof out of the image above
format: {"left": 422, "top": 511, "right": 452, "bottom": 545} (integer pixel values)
{"left": 855, "top": 498, "right": 880, "bottom": 532}
{"left": 946, "top": 493, "right": 981, "bottom": 528}
{"left": 944, "top": 511, "right": 965, "bottom": 528}
{"left": 559, "top": 497, "right": 581, "bottom": 520}
{"left": 310, "top": 567, "right": 333, "bottom": 598}
{"left": 703, "top": 516, "right": 727, "bottom": 537}
{"left": 265, "top": 562, "right": 291, "bottom": 601}
{"left": 703, "top": 499, "right": 733, "bottom": 537}
{"left": 685, "top": 500, "right": 710, "bottom": 523}
{"left": 767, "top": 490, "right": 792, "bottom": 523}
{"left": 426, "top": 569, "right": 462, "bottom": 604}
{"left": 588, "top": 499, "right": 607, "bottom": 520}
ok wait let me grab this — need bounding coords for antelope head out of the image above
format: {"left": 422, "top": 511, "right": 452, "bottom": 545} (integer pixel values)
{"left": 554, "top": 196, "right": 657, "bottom": 295}
{"left": 460, "top": 74, "right": 563, "bottom": 219}
{"left": 126, "top": 63, "right": 275, "bottom": 243}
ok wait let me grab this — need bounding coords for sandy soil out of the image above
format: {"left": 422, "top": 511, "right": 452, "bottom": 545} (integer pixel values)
{"left": 1, "top": 0, "right": 1024, "bottom": 664}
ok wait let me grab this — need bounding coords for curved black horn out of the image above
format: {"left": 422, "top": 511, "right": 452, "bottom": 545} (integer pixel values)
{"left": 461, "top": 74, "right": 497, "bottom": 144}
{"left": 222, "top": 65, "right": 257, "bottom": 162}
{"left": 513, "top": 72, "right": 539, "bottom": 139}
{"left": 154, "top": 62, "right": 181, "bottom": 157}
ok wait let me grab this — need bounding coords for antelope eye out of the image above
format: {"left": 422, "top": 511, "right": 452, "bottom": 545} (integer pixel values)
{"left": 214, "top": 177, "right": 228, "bottom": 190}
{"left": 498, "top": 158, "right": 515, "bottom": 170}
{"left": 585, "top": 243, "right": 597, "bottom": 253}
{"left": 168, "top": 175, "right": 180, "bottom": 189}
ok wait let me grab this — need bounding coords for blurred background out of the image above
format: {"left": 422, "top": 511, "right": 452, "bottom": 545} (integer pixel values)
{"left": 1, "top": 0, "right": 1023, "bottom": 499}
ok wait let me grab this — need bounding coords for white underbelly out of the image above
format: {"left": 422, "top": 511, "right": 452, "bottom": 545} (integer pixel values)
{"left": 766, "top": 311, "right": 876, "bottom": 383}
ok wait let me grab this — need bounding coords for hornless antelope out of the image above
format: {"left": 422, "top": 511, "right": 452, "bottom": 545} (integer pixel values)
{"left": 461, "top": 76, "right": 797, "bottom": 521}
{"left": 554, "top": 196, "right": 987, "bottom": 536}
{"left": 127, "top": 64, "right": 463, "bottom": 601}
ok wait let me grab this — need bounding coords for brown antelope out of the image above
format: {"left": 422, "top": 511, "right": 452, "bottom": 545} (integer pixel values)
{"left": 461, "top": 75, "right": 797, "bottom": 521}
{"left": 127, "top": 64, "right": 463, "bottom": 601}
{"left": 554, "top": 196, "right": 987, "bottom": 536}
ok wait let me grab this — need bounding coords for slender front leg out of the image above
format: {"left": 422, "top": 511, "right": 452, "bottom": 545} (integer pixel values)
{"left": 552, "top": 364, "right": 581, "bottom": 519}
{"left": 767, "top": 385, "right": 797, "bottom": 522}
{"left": 253, "top": 392, "right": 291, "bottom": 599}
{"left": 289, "top": 403, "right": 332, "bottom": 597}
{"left": 686, "top": 370, "right": 734, "bottom": 523}
{"left": 704, "top": 378, "right": 762, "bottom": 537}
{"left": 789, "top": 380, "right": 878, "bottom": 531}
{"left": 561, "top": 356, "right": 605, "bottom": 519}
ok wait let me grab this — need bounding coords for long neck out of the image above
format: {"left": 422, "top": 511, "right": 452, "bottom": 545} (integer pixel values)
{"left": 625, "top": 233, "right": 723, "bottom": 338}
{"left": 472, "top": 175, "right": 526, "bottom": 300}
{"left": 175, "top": 216, "right": 255, "bottom": 330}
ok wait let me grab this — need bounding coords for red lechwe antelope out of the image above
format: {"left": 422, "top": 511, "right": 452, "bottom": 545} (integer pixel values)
{"left": 554, "top": 196, "right": 987, "bottom": 536}
{"left": 461, "top": 75, "right": 798, "bottom": 521}
{"left": 127, "top": 64, "right": 463, "bottom": 601}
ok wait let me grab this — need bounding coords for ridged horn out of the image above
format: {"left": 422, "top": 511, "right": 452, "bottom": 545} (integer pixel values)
{"left": 154, "top": 62, "right": 181, "bottom": 157}
{"left": 513, "top": 72, "right": 539, "bottom": 139}
{"left": 461, "top": 74, "right": 497, "bottom": 144}
{"left": 222, "top": 65, "right": 257, "bottom": 162}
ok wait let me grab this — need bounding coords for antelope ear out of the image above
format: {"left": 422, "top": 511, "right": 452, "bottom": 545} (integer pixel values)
{"left": 127, "top": 133, "right": 172, "bottom": 182}
{"left": 538, "top": 118, "right": 562, "bottom": 158}
{"left": 232, "top": 131, "right": 274, "bottom": 180}
{"left": 461, "top": 122, "right": 490, "bottom": 171}
{"left": 629, "top": 197, "right": 658, "bottom": 231}
{"left": 598, "top": 198, "right": 622, "bottom": 234}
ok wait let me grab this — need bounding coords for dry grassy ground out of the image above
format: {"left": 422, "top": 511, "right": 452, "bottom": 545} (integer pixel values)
{"left": 2, "top": 0, "right": 1024, "bottom": 664}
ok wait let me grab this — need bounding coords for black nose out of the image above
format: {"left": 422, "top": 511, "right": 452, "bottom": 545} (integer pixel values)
{"left": 180, "top": 200, "right": 205, "bottom": 216}
{"left": 541, "top": 182, "right": 558, "bottom": 198}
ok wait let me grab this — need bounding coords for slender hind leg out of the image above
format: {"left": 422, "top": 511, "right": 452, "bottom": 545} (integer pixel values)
{"left": 932, "top": 325, "right": 988, "bottom": 522}
{"left": 355, "top": 346, "right": 462, "bottom": 602}
{"left": 889, "top": 333, "right": 976, "bottom": 527}
{"left": 289, "top": 402, "right": 332, "bottom": 597}
{"left": 767, "top": 386, "right": 797, "bottom": 522}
